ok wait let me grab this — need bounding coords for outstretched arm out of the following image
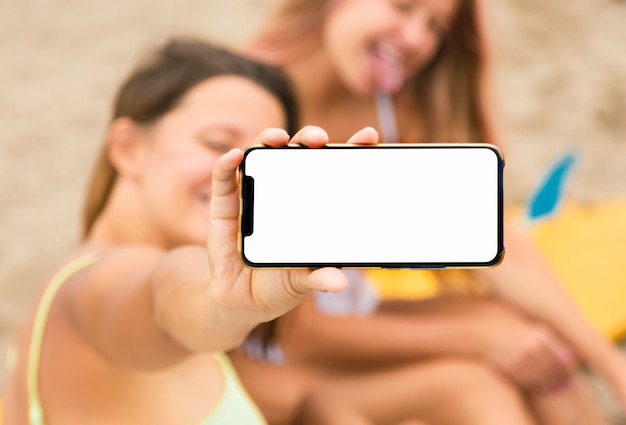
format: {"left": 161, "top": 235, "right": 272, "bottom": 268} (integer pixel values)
{"left": 65, "top": 127, "right": 378, "bottom": 370}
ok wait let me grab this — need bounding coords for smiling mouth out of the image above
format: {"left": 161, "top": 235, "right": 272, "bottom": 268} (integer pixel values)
{"left": 369, "top": 43, "right": 406, "bottom": 94}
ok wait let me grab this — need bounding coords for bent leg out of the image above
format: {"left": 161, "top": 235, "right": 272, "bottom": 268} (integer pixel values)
{"left": 323, "top": 358, "right": 537, "bottom": 425}
{"left": 229, "top": 350, "right": 378, "bottom": 425}
{"left": 295, "top": 393, "right": 375, "bottom": 425}
{"left": 380, "top": 296, "right": 612, "bottom": 424}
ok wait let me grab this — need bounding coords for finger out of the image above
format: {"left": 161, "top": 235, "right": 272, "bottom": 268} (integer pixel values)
{"left": 505, "top": 330, "right": 554, "bottom": 392}
{"left": 527, "top": 354, "right": 557, "bottom": 394}
{"left": 208, "top": 149, "right": 245, "bottom": 276}
{"left": 307, "top": 268, "right": 349, "bottom": 293}
{"left": 545, "top": 347, "right": 576, "bottom": 394}
{"left": 210, "top": 148, "right": 244, "bottom": 220}
{"left": 555, "top": 347, "right": 576, "bottom": 370}
{"left": 524, "top": 345, "right": 557, "bottom": 392}
{"left": 253, "top": 127, "right": 291, "bottom": 148}
{"left": 510, "top": 353, "right": 544, "bottom": 391}
{"left": 289, "top": 125, "right": 329, "bottom": 148}
{"left": 346, "top": 126, "right": 379, "bottom": 145}
{"left": 524, "top": 337, "right": 574, "bottom": 394}
{"left": 536, "top": 332, "right": 576, "bottom": 391}
{"left": 518, "top": 351, "right": 559, "bottom": 394}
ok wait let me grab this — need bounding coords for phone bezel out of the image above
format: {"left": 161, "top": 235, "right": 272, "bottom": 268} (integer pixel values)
{"left": 238, "top": 143, "right": 505, "bottom": 269}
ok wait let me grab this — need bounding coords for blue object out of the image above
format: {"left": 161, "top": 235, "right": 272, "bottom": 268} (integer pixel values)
{"left": 526, "top": 151, "right": 578, "bottom": 222}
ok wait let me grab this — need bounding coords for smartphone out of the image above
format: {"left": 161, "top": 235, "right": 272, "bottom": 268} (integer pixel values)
{"left": 239, "top": 144, "right": 504, "bottom": 269}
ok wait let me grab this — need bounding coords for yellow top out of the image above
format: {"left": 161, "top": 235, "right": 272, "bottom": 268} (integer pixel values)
{"left": 22, "top": 253, "right": 266, "bottom": 425}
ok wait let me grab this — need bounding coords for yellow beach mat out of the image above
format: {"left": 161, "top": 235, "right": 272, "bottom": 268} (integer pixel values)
{"left": 528, "top": 199, "right": 626, "bottom": 341}
{"left": 367, "top": 268, "right": 441, "bottom": 300}
{"left": 367, "top": 199, "right": 626, "bottom": 341}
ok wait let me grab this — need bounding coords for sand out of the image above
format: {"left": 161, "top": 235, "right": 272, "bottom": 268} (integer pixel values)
{"left": 1, "top": 0, "right": 625, "bottom": 420}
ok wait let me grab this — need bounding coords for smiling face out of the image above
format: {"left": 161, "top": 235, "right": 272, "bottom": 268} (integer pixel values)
{"left": 322, "top": 0, "right": 459, "bottom": 95}
{"left": 134, "top": 76, "right": 286, "bottom": 247}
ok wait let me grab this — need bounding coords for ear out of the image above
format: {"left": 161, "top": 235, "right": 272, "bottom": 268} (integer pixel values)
{"left": 106, "top": 117, "right": 146, "bottom": 178}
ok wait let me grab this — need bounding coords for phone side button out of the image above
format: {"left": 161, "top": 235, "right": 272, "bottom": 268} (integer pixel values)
{"left": 241, "top": 175, "right": 254, "bottom": 237}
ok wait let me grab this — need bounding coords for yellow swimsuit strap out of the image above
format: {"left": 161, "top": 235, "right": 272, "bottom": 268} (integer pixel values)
{"left": 27, "top": 253, "right": 98, "bottom": 425}
{"left": 24, "top": 253, "right": 266, "bottom": 425}
{"left": 200, "top": 352, "right": 267, "bottom": 425}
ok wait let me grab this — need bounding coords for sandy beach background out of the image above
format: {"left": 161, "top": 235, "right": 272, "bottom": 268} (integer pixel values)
{"left": 1, "top": 0, "right": 626, "bottom": 420}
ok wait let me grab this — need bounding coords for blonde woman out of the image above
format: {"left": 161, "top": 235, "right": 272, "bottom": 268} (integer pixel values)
{"left": 231, "top": 1, "right": 626, "bottom": 424}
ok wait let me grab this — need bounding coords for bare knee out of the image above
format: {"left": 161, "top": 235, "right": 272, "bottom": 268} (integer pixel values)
{"left": 425, "top": 359, "right": 534, "bottom": 425}
{"left": 296, "top": 393, "right": 371, "bottom": 425}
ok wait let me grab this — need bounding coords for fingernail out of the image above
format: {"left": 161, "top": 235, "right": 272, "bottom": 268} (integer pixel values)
{"left": 303, "top": 128, "right": 327, "bottom": 142}
{"left": 557, "top": 348, "right": 575, "bottom": 366}
{"left": 266, "top": 128, "right": 288, "bottom": 139}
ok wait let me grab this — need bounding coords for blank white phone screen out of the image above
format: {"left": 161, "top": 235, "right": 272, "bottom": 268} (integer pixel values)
{"left": 241, "top": 146, "right": 502, "bottom": 266}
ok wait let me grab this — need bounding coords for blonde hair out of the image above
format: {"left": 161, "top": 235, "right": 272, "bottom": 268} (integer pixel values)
{"left": 248, "top": 0, "right": 332, "bottom": 62}
{"left": 250, "top": 0, "right": 495, "bottom": 144}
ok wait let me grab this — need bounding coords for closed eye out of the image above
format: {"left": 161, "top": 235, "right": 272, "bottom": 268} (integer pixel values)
{"left": 390, "top": 0, "right": 417, "bottom": 13}
{"left": 200, "top": 138, "right": 232, "bottom": 154}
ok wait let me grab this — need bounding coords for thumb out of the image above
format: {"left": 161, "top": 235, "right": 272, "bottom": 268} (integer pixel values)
{"left": 307, "top": 268, "right": 349, "bottom": 293}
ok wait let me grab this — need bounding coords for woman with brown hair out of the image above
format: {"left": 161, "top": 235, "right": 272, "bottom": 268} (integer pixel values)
{"left": 230, "top": 0, "right": 626, "bottom": 423}
{"left": 1, "top": 37, "right": 381, "bottom": 425}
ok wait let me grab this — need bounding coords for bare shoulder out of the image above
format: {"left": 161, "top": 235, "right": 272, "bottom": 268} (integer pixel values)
{"left": 75, "top": 245, "right": 166, "bottom": 285}
{"left": 58, "top": 244, "right": 211, "bottom": 309}
{"left": 53, "top": 245, "right": 167, "bottom": 313}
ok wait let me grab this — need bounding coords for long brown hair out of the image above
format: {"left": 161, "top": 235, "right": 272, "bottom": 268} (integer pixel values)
{"left": 249, "top": 0, "right": 495, "bottom": 144}
{"left": 413, "top": 0, "right": 494, "bottom": 143}
{"left": 82, "top": 38, "right": 299, "bottom": 238}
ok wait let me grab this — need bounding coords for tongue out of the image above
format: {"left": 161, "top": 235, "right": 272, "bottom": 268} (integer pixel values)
{"left": 370, "top": 52, "right": 405, "bottom": 94}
